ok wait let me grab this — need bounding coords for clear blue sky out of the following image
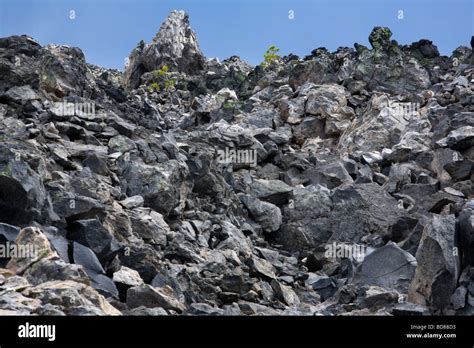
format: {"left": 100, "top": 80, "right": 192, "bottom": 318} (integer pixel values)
{"left": 0, "top": 0, "right": 472, "bottom": 70}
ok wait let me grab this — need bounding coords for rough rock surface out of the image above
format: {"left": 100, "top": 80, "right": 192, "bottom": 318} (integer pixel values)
{"left": 0, "top": 12, "right": 472, "bottom": 316}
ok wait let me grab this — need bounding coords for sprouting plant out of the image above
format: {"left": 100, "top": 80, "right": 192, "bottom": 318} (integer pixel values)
{"left": 262, "top": 45, "right": 280, "bottom": 68}
{"left": 164, "top": 78, "right": 176, "bottom": 91}
{"left": 148, "top": 65, "right": 176, "bottom": 93}
{"left": 147, "top": 82, "right": 160, "bottom": 93}
{"left": 154, "top": 65, "right": 169, "bottom": 78}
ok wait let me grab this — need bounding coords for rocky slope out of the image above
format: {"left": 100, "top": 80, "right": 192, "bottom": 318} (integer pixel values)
{"left": 0, "top": 10, "right": 473, "bottom": 316}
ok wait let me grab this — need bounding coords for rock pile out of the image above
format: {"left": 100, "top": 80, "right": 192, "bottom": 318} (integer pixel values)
{"left": 0, "top": 11, "right": 473, "bottom": 316}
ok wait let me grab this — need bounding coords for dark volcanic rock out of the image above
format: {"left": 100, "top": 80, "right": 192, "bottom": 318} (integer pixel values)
{"left": 408, "top": 215, "right": 461, "bottom": 312}
{"left": 0, "top": 11, "right": 472, "bottom": 316}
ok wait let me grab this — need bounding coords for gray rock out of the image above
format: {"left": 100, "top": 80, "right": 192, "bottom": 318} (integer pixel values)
{"left": 250, "top": 179, "right": 293, "bottom": 205}
{"left": 124, "top": 11, "right": 205, "bottom": 89}
{"left": 67, "top": 218, "right": 117, "bottom": 259}
{"left": 271, "top": 279, "right": 300, "bottom": 306}
{"left": 408, "top": 215, "right": 460, "bottom": 311}
{"left": 126, "top": 284, "right": 186, "bottom": 313}
{"left": 436, "top": 126, "right": 474, "bottom": 150}
{"left": 353, "top": 242, "right": 417, "bottom": 292}
{"left": 248, "top": 257, "right": 277, "bottom": 280}
{"left": 240, "top": 194, "right": 282, "bottom": 233}
{"left": 185, "top": 303, "right": 224, "bottom": 315}
{"left": 2, "top": 85, "right": 39, "bottom": 104}
{"left": 23, "top": 280, "right": 121, "bottom": 315}
{"left": 113, "top": 266, "right": 144, "bottom": 287}
{"left": 305, "top": 84, "right": 354, "bottom": 135}
{"left": 119, "top": 195, "right": 144, "bottom": 209}
{"left": 305, "top": 273, "right": 337, "bottom": 301}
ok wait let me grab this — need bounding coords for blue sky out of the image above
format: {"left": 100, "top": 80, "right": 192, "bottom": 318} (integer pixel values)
{"left": 0, "top": 0, "right": 472, "bottom": 70}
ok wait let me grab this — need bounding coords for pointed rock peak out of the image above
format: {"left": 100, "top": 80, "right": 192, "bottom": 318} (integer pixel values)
{"left": 152, "top": 10, "right": 193, "bottom": 45}
{"left": 123, "top": 10, "right": 205, "bottom": 90}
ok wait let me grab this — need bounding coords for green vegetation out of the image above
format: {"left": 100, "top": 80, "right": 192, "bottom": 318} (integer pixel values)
{"left": 147, "top": 65, "right": 176, "bottom": 93}
{"left": 223, "top": 100, "right": 237, "bottom": 110}
{"left": 163, "top": 78, "right": 176, "bottom": 91}
{"left": 147, "top": 82, "right": 160, "bottom": 93}
{"left": 261, "top": 45, "right": 280, "bottom": 68}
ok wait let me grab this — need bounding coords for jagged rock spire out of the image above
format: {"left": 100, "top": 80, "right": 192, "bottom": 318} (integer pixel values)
{"left": 123, "top": 10, "right": 205, "bottom": 90}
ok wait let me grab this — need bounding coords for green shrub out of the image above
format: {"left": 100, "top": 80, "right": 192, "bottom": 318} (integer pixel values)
{"left": 262, "top": 45, "right": 280, "bottom": 68}
{"left": 147, "top": 82, "right": 160, "bottom": 93}
{"left": 148, "top": 65, "right": 175, "bottom": 93}
{"left": 154, "top": 65, "right": 169, "bottom": 78}
{"left": 164, "top": 78, "right": 176, "bottom": 91}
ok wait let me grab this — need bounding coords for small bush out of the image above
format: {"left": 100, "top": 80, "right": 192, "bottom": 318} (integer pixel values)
{"left": 262, "top": 45, "right": 280, "bottom": 68}
{"left": 148, "top": 65, "right": 175, "bottom": 93}
{"left": 147, "top": 82, "right": 160, "bottom": 93}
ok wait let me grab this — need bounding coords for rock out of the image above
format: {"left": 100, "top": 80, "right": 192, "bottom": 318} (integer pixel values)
{"left": 113, "top": 266, "right": 143, "bottom": 287}
{"left": 458, "top": 208, "right": 474, "bottom": 267}
{"left": 0, "top": 223, "right": 20, "bottom": 245}
{"left": 271, "top": 279, "right": 300, "bottom": 306}
{"left": 339, "top": 95, "right": 423, "bottom": 154}
{"left": 305, "top": 84, "right": 354, "bottom": 135}
{"left": 240, "top": 194, "right": 282, "bottom": 233}
{"left": 71, "top": 241, "right": 105, "bottom": 275}
{"left": 276, "top": 185, "right": 333, "bottom": 250}
{"left": 356, "top": 286, "right": 399, "bottom": 309}
{"left": 368, "top": 27, "right": 393, "bottom": 51}
{"left": 119, "top": 159, "right": 188, "bottom": 217}
{"left": 23, "top": 258, "right": 89, "bottom": 286}
{"left": 353, "top": 242, "right": 417, "bottom": 292}
{"left": 289, "top": 60, "right": 333, "bottom": 90}
{"left": 129, "top": 208, "right": 169, "bottom": 245}
{"left": 126, "top": 284, "right": 186, "bottom": 313}
{"left": 451, "top": 286, "right": 467, "bottom": 310}
{"left": 435, "top": 126, "right": 474, "bottom": 150}
{"left": 124, "top": 10, "right": 205, "bottom": 89}
{"left": 6, "top": 227, "right": 58, "bottom": 274}
{"left": 0, "top": 35, "right": 42, "bottom": 90}
{"left": 249, "top": 179, "right": 293, "bottom": 206}
{"left": 185, "top": 303, "right": 224, "bottom": 315}
{"left": 444, "top": 159, "right": 473, "bottom": 182}
{"left": 248, "top": 257, "right": 277, "bottom": 280}
{"left": 113, "top": 266, "right": 144, "bottom": 301}
{"left": 125, "top": 306, "right": 168, "bottom": 316}
{"left": 192, "top": 88, "right": 238, "bottom": 123}
{"left": 1, "top": 85, "right": 39, "bottom": 104}
{"left": 238, "top": 302, "right": 280, "bottom": 315}
{"left": 119, "top": 195, "right": 144, "bottom": 209}
{"left": 306, "top": 155, "right": 354, "bottom": 189}
{"left": 305, "top": 273, "right": 337, "bottom": 301}
{"left": 67, "top": 218, "right": 117, "bottom": 259}
{"left": 408, "top": 215, "right": 460, "bottom": 311}
{"left": 0, "top": 146, "right": 46, "bottom": 225}
{"left": 23, "top": 280, "right": 121, "bottom": 315}
{"left": 328, "top": 183, "right": 407, "bottom": 244}
{"left": 39, "top": 44, "right": 91, "bottom": 98}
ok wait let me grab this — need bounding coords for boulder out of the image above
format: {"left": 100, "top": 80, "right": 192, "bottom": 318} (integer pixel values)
{"left": 126, "top": 284, "right": 186, "bottom": 313}
{"left": 353, "top": 242, "right": 417, "bottom": 292}
{"left": 408, "top": 215, "right": 461, "bottom": 311}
